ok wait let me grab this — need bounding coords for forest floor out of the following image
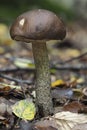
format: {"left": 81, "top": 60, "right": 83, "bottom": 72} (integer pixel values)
{"left": 0, "top": 22, "right": 87, "bottom": 130}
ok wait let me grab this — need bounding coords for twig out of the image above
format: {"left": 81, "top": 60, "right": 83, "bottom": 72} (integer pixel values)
{"left": 0, "top": 73, "right": 33, "bottom": 85}
{"left": 52, "top": 64, "right": 87, "bottom": 71}
{"left": 57, "top": 52, "right": 87, "bottom": 64}
{"left": 0, "top": 67, "right": 35, "bottom": 73}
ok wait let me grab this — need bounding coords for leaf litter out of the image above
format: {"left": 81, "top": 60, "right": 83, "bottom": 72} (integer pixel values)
{"left": 0, "top": 23, "right": 87, "bottom": 130}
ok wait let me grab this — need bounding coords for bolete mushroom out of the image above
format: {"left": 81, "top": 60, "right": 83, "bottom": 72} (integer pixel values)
{"left": 10, "top": 9, "right": 66, "bottom": 116}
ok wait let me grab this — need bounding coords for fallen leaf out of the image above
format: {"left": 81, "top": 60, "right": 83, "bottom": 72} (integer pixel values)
{"left": 51, "top": 111, "right": 87, "bottom": 130}
{"left": 51, "top": 79, "right": 65, "bottom": 88}
{"left": 63, "top": 101, "right": 84, "bottom": 113}
{"left": 0, "top": 82, "right": 21, "bottom": 91}
{"left": 51, "top": 88, "right": 73, "bottom": 99}
{"left": 14, "top": 58, "right": 35, "bottom": 69}
{"left": 12, "top": 98, "right": 36, "bottom": 120}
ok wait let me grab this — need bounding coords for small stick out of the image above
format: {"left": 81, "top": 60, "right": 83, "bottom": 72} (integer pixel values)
{"left": 0, "top": 73, "right": 33, "bottom": 85}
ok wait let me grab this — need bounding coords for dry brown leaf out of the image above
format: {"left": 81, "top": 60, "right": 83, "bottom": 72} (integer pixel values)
{"left": 50, "top": 111, "right": 87, "bottom": 130}
{"left": 63, "top": 101, "right": 84, "bottom": 113}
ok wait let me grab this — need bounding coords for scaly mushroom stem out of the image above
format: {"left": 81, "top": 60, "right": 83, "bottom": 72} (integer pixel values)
{"left": 32, "top": 41, "right": 53, "bottom": 116}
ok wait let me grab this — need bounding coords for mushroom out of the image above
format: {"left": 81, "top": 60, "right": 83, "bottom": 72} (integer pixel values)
{"left": 10, "top": 9, "right": 66, "bottom": 116}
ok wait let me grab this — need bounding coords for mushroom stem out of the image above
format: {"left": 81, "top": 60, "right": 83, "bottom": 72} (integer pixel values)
{"left": 32, "top": 41, "right": 53, "bottom": 116}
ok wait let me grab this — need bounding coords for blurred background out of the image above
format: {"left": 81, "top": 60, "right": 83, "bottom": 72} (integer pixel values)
{"left": 0, "top": 0, "right": 87, "bottom": 50}
{"left": 0, "top": 0, "right": 87, "bottom": 24}
{"left": 1, "top": 0, "right": 73, "bottom": 23}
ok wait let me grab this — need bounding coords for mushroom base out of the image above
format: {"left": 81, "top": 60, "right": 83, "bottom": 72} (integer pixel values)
{"left": 32, "top": 41, "right": 53, "bottom": 117}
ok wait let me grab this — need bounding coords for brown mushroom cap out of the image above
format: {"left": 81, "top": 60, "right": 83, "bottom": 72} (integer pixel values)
{"left": 10, "top": 9, "right": 66, "bottom": 42}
